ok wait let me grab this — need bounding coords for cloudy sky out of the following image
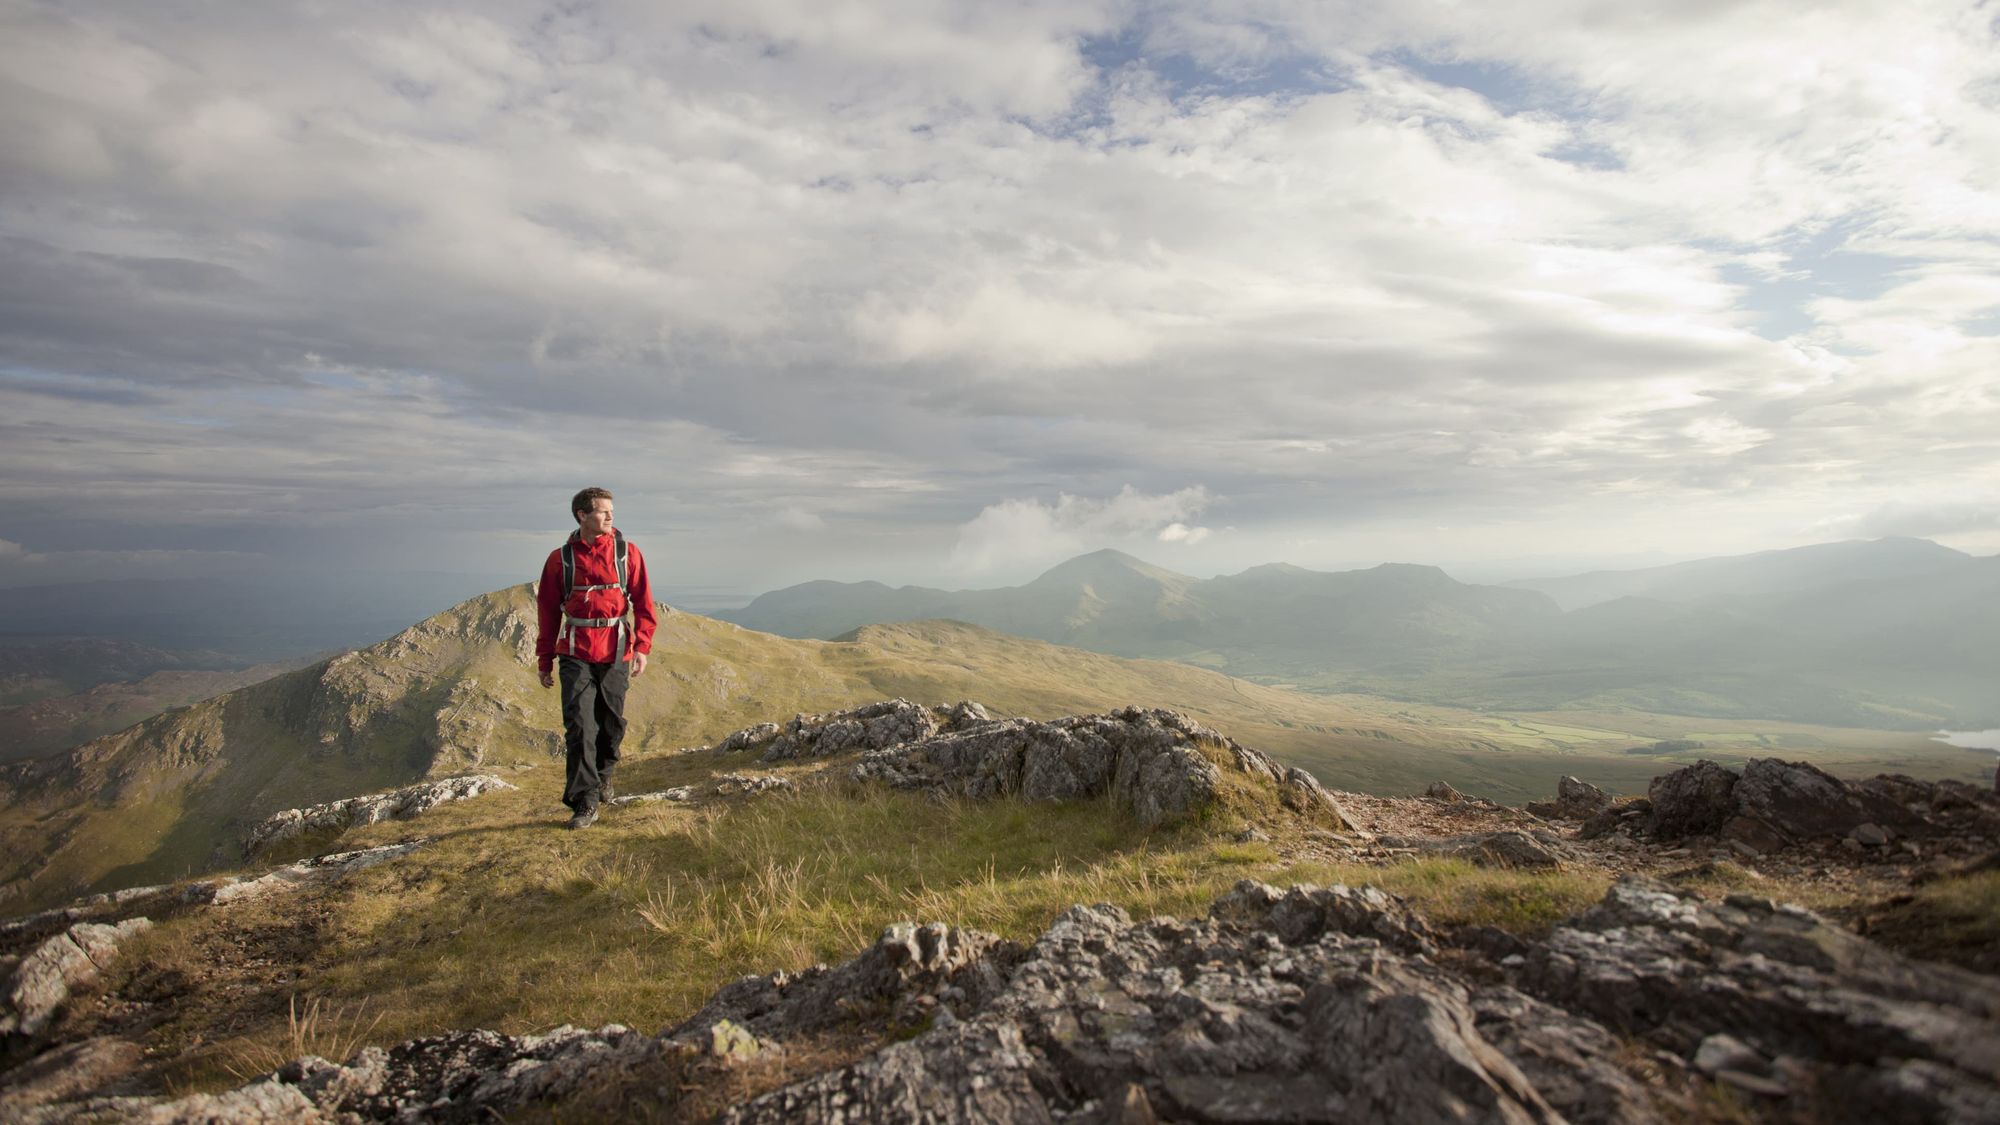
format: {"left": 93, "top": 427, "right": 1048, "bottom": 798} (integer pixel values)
{"left": 2, "top": 0, "right": 1996, "bottom": 608}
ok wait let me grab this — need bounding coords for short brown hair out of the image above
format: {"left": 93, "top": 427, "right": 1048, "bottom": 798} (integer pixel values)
{"left": 571, "top": 487, "right": 613, "bottom": 524}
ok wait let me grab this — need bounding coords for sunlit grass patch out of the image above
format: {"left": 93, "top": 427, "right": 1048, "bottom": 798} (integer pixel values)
{"left": 1271, "top": 856, "right": 1612, "bottom": 935}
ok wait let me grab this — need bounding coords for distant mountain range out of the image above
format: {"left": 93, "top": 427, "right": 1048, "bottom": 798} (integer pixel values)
{"left": 720, "top": 538, "right": 2000, "bottom": 728}
{"left": 1504, "top": 536, "right": 1974, "bottom": 610}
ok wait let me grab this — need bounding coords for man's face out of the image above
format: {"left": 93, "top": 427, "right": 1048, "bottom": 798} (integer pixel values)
{"left": 577, "top": 498, "right": 614, "bottom": 538}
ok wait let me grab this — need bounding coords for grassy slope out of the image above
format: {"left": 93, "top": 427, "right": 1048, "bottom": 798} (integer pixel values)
{"left": 96, "top": 743, "right": 1615, "bottom": 1097}
{"left": 3, "top": 586, "right": 1987, "bottom": 914}
{"left": 103, "top": 741, "right": 1998, "bottom": 1104}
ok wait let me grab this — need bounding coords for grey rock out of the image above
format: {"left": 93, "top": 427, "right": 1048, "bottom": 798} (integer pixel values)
{"left": 701, "top": 702, "right": 1364, "bottom": 831}
{"left": 1732, "top": 758, "right": 1915, "bottom": 841}
{"left": 1852, "top": 822, "right": 1889, "bottom": 847}
{"left": 854, "top": 706, "right": 1361, "bottom": 830}
{"left": 759, "top": 699, "right": 945, "bottom": 763}
{"left": 205, "top": 841, "right": 426, "bottom": 906}
{"left": 1646, "top": 760, "right": 1739, "bottom": 838}
{"left": 668, "top": 920, "right": 1023, "bottom": 1044}
{"left": 713, "top": 722, "right": 781, "bottom": 754}
{"left": 1692, "top": 1032, "right": 1762, "bottom": 1075}
{"left": 68, "top": 1080, "right": 329, "bottom": 1123}
{"left": 1456, "top": 830, "right": 1574, "bottom": 869}
{"left": 607, "top": 786, "right": 695, "bottom": 805}
{"left": 1638, "top": 759, "right": 1992, "bottom": 851}
{"left": 1577, "top": 797, "right": 1650, "bottom": 841}
{"left": 1526, "top": 775, "right": 1612, "bottom": 821}
{"left": 723, "top": 886, "right": 1577, "bottom": 1124}
{"left": 1424, "top": 780, "right": 1465, "bottom": 803}
{"left": 1517, "top": 875, "right": 2000, "bottom": 1122}
{"left": 2, "top": 918, "right": 152, "bottom": 1039}
{"left": 714, "top": 773, "right": 793, "bottom": 796}
{"left": 0, "top": 1036, "right": 147, "bottom": 1109}
{"left": 244, "top": 775, "right": 516, "bottom": 857}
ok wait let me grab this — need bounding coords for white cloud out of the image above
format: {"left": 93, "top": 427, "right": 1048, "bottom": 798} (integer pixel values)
{"left": 949, "top": 486, "right": 1213, "bottom": 574}
{"left": 1157, "top": 522, "right": 1211, "bottom": 544}
{"left": 0, "top": 2, "right": 1993, "bottom": 592}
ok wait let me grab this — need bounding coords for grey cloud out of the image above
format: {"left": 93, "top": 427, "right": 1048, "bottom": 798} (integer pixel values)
{"left": 0, "top": 1, "right": 1993, "bottom": 591}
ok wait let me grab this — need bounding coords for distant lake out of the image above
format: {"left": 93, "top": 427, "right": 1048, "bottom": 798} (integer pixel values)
{"left": 1932, "top": 729, "right": 2000, "bottom": 751}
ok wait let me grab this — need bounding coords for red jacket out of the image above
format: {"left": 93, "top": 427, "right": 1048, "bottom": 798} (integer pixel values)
{"left": 535, "top": 531, "right": 658, "bottom": 673}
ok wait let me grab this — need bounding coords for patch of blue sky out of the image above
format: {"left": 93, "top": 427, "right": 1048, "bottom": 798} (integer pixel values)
{"left": 1386, "top": 51, "right": 1617, "bottom": 168}
{"left": 1063, "top": 25, "right": 1352, "bottom": 140}
{"left": 1712, "top": 218, "right": 1926, "bottom": 341}
{"left": 1393, "top": 52, "right": 1544, "bottom": 114}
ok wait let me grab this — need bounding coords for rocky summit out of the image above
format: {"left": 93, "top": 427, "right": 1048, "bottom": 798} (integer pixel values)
{"left": 711, "top": 699, "right": 1363, "bottom": 831}
{"left": 2, "top": 705, "right": 1998, "bottom": 1123}
{"left": 36, "top": 874, "right": 2000, "bottom": 1123}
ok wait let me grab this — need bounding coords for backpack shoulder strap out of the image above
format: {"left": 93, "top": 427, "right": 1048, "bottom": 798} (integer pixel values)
{"left": 561, "top": 535, "right": 577, "bottom": 603}
{"left": 613, "top": 529, "right": 628, "bottom": 597}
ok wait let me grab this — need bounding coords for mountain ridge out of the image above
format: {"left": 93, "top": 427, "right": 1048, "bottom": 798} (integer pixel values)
{"left": 721, "top": 539, "right": 2000, "bottom": 727}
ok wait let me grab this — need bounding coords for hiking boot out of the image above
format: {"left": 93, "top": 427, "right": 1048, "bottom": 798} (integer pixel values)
{"left": 601, "top": 778, "right": 616, "bottom": 802}
{"left": 566, "top": 806, "right": 598, "bottom": 830}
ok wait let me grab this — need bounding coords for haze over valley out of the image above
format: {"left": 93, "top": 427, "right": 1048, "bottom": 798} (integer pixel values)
{"left": 725, "top": 536, "right": 2000, "bottom": 731}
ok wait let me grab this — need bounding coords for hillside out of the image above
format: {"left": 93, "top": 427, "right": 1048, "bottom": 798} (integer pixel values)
{"left": 0, "top": 585, "right": 1576, "bottom": 914}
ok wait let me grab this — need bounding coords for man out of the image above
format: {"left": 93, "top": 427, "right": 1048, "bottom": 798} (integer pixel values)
{"left": 535, "top": 487, "right": 657, "bottom": 829}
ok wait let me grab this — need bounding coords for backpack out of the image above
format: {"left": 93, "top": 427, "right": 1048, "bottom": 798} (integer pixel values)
{"left": 555, "top": 529, "right": 630, "bottom": 658}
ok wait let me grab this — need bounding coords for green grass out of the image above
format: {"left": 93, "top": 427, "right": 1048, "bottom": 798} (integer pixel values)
{"left": 124, "top": 750, "right": 1614, "bottom": 1095}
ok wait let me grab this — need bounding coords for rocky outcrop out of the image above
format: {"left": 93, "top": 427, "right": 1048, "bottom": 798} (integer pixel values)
{"left": 89, "top": 874, "right": 2000, "bottom": 1123}
{"left": 201, "top": 842, "right": 428, "bottom": 906}
{"left": 1639, "top": 758, "right": 2000, "bottom": 854}
{"left": 751, "top": 700, "right": 991, "bottom": 762}
{"left": 1, "top": 918, "right": 151, "bottom": 1039}
{"left": 1520, "top": 877, "right": 2000, "bottom": 1121}
{"left": 1526, "top": 775, "right": 1611, "bottom": 821}
{"left": 244, "top": 776, "right": 516, "bottom": 857}
{"left": 698, "top": 701, "right": 1362, "bottom": 831}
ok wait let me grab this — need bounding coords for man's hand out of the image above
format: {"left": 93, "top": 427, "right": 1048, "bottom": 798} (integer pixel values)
{"left": 632, "top": 652, "right": 648, "bottom": 677}
{"left": 539, "top": 667, "right": 554, "bottom": 689}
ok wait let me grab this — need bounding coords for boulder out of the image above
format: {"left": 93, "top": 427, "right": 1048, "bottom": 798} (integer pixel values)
{"left": 1646, "top": 760, "right": 1738, "bottom": 838}
{"left": 1578, "top": 797, "right": 1650, "bottom": 841}
{"left": 850, "top": 707, "right": 1359, "bottom": 829}
{"left": 1519, "top": 876, "right": 2000, "bottom": 1122}
{"left": 1732, "top": 758, "right": 1913, "bottom": 840}
{"left": 1641, "top": 758, "right": 1981, "bottom": 850}
{"left": 1525, "top": 776, "right": 1612, "bottom": 821}
{"left": 1, "top": 918, "right": 152, "bottom": 1039}
{"left": 1424, "top": 781, "right": 1465, "bottom": 803}
{"left": 758, "top": 699, "right": 947, "bottom": 762}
